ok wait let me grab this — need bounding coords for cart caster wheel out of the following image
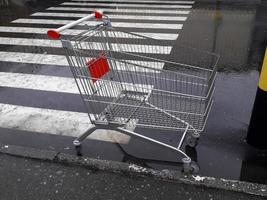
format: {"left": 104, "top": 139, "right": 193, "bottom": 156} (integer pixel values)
{"left": 185, "top": 146, "right": 198, "bottom": 162}
{"left": 182, "top": 158, "right": 199, "bottom": 173}
{"left": 186, "top": 133, "right": 200, "bottom": 148}
{"left": 190, "top": 161, "right": 200, "bottom": 173}
{"left": 182, "top": 157, "right": 192, "bottom": 173}
{"left": 75, "top": 145, "right": 83, "bottom": 156}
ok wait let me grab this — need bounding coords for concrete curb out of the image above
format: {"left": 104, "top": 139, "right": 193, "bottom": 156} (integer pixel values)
{"left": 0, "top": 143, "right": 266, "bottom": 197}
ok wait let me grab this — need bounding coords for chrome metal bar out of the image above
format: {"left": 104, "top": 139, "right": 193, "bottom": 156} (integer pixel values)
{"left": 117, "top": 127, "right": 190, "bottom": 159}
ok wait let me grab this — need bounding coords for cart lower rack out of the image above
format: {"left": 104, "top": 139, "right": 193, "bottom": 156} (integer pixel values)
{"left": 47, "top": 11, "right": 218, "bottom": 172}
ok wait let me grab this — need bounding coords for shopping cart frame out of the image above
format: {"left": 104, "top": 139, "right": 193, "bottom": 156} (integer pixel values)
{"left": 47, "top": 10, "right": 218, "bottom": 173}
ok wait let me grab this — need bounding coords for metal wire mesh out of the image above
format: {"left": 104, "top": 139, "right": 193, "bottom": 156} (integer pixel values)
{"left": 62, "top": 21, "right": 218, "bottom": 132}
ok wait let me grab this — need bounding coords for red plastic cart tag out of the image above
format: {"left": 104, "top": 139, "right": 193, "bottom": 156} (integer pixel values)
{"left": 87, "top": 54, "right": 110, "bottom": 83}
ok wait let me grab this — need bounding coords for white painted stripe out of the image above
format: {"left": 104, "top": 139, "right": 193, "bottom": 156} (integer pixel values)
{"left": 12, "top": 18, "right": 183, "bottom": 30}
{"left": 0, "top": 72, "right": 153, "bottom": 96}
{"left": 71, "top": 0, "right": 195, "bottom": 4}
{"left": 0, "top": 37, "right": 63, "bottom": 48}
{"left": 0, "top": 51, "right": 68, "bottom": 66}
{"left": 31, "top": 12, "right": 187, "bottom": 21}
{"left": 0, "top": 72, "right": 78, "bottom": 94}
{"left": 0, "top": 103, "right": 130, "bottom": 144}
{"left": 0, "top": 51, "right": 164, "bottom": 71}
{"left": 47, "top": 6, "right": 191, "bottom": 15}
{"left": 0, "top": 26, "right": 178, "bottom": 40}
{"left": 61, "top": 2, "right": 193, "bottom": 9}
{"left": 0, "top": 37, "right": 172, "bottom": 54}
{"left": 132, "top": 32, "right": 178, "bottom": 40}
{"left": 0, "top": 51, "right": 69, "bottom": 66}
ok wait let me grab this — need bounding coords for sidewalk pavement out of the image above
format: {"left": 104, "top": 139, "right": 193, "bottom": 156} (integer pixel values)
{"left": 0, "top": 144, "right": 266, "bottom": 200}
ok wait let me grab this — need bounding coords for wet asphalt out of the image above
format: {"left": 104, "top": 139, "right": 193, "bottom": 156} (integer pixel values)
{"left": 1, "top": 153, "right": 266, "bottom": 200}
{"left": 0, "top": 0, "right": 267, "bottom": 185}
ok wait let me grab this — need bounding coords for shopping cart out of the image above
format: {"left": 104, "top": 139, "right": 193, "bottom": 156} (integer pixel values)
{"left": 47, "top": 10, "right": 218, "bottom": 172}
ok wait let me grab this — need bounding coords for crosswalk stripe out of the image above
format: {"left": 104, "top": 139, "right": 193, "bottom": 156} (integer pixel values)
{"left": 46, "top": 6, "right": 191, "bottom": 15}
{"left": 0, "top": 37, "right": 172, "bottom": 54}
{"left": 31, "top": 12, "right": 187, "bottom": 21}
{"left": 0, "top": 51, "right": 165, "bottom": 70}
{"left": 71, "top": 0, "right": 195, "bottom": 4}
{"left": 61, "top": 2, "right": 193, "bottom": 9}
{"left": 0, "top": 51, "right": 68, "bottom": 66}
{"left": 0, "top": 72, "right": 153, "bottom": 96}
{"left": 0, "top": 72, "right": 79, "bottom": 94}
{"left": 0, "top": 103, "right": 130, "bottom": 144}
{"left": 12, "top": 18, "right": 183, "bottom": 30}
{"left": 0, "top": 26, "right": 178, "bottom": 40}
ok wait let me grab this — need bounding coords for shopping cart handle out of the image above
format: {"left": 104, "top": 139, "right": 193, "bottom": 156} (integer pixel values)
{"left": 47, "top": 9, "right": 103, "bottom": 39}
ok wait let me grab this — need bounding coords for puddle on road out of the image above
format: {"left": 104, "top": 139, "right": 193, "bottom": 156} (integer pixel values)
{"left": 0, "top": 0, "right": 267, "bottom": 185}
{"left": 179, "top": 0, "right": 267, "bottom": 72}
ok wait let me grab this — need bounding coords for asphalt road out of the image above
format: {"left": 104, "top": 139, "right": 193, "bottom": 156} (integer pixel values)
{"left": 0, "top": 153, "right": 266, "bottom": 200}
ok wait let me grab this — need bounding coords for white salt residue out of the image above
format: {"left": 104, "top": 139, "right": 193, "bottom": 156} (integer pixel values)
{"left": 205, "top": 177, "right": 216, "bottom": 181}
{"left": 220, "top": 178, "right": 239, "bottom": 183}
{"left": 192, "top": 175, "right": 206, "bottom": 182}
{"left": 129, "top": 164, "right": 147, "bottom": 172}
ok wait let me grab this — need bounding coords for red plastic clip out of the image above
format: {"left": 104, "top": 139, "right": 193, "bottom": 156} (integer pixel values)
{"left": 87, "top": 53, "right": 110, "bottom": 83}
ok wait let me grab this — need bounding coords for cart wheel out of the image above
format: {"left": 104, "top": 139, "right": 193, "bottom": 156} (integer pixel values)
{"left": 186, "top": 133, "right": 200, "bottom": 148}
{"left": 182, "top": 157, "right": 192, "bottom": 173}
{"left": 185, "top": 146, "right": 198, "bottom": 162}
{"left": 182, "top": 158, "right": 199, "bottom": 173}
{"left": 75, "top": 145, "right": 83, "bottom": 156}
{"left": 73, "top": 140, "right": 83, "bottom": 156}
{"left": 190, "top": 161, "right": 200, "bottom": 173}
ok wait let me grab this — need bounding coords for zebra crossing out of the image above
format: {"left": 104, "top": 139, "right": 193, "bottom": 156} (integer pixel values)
{"left": 0, "top": 0, "right": 195, "bottom": 144}
{"left": 60, "top": 2, "right": 193, "bottom": 9}
{"left": 12, "top": 18, "right": 183, "bottom": 30}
